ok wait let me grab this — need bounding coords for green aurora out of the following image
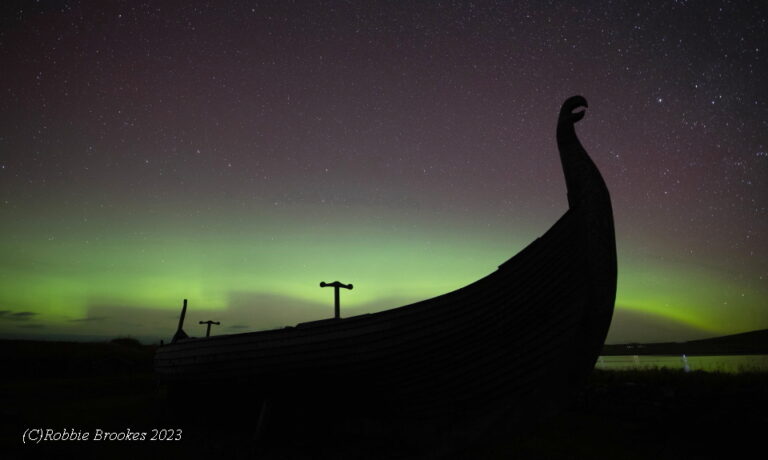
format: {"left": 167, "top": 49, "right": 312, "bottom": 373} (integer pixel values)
{"left": 2, "top": 200, "right": 765, "bottom": 343}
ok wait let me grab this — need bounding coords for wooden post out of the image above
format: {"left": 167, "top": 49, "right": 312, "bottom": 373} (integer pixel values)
{"left": 171, "top": 299, "right": 190, "bottom": 343}
{"left": 319, "top": 281, "right": 353, "bottom": 319}
{"left": 199, "top": 320, "right": 221, "bottom": 337}
{"left": 177, "top": 299, "right": 187, "bottom": 331}
{"left": 334, "top": 288, "right": 340, "bottom": 318}
{"left": 254, "top": 399, "right": 270, "bottom": 443}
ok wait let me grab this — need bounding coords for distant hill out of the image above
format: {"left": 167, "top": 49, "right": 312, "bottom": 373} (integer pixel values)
{"left": 602, "top": 329, "right": 768, "bottom": 356}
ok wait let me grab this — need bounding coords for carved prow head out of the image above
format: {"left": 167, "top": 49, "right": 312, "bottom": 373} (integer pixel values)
{"left": 559, "top": 95, "right": 588, "bottom": 124}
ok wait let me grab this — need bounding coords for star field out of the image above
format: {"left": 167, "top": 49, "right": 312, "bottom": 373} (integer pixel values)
{"left": 0, "top": 0, "right": 766, "bottom": 343}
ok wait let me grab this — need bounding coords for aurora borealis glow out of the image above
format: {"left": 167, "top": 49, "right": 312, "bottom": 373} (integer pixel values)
{"left": 1, "top": 1, "right": 766, "bottom": 343}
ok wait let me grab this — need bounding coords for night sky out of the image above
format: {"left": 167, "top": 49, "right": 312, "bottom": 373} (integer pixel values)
{"left": 1, "top": 0, "right": 766, "bottom": 344}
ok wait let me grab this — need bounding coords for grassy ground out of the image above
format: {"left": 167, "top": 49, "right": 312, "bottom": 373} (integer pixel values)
{"left": 1, "top": 340, "right": 766, "bottom": 459}
{"left": 455, "top": 369, "right": 768, "bottom": 459}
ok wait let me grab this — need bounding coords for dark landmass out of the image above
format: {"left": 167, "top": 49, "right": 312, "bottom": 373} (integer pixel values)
{"left": 1, "top": 339, "right": 766, "bottom": 459}
{"left": 602, "top": 328, "right": 768, "bottom": 356}
{"left": 0, "top": 338, "right": 156, "bottom": 379}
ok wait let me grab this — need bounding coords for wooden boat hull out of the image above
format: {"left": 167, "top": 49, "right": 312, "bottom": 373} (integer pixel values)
{"left": 155, "top": 96, "right": 616, "bottom": 434}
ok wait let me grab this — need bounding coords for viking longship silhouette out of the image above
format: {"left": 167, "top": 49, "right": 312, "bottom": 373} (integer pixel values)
{"left": 155, "top": 96, "right": 617, "bottom": 439}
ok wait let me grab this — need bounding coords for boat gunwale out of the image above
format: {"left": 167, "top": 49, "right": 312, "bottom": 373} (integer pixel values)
{"left": 156, "top": 208, "right": 583, "bottom": 354}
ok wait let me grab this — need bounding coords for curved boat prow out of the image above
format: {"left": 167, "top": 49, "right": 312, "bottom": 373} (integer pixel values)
{"left": 556, "top": 95, "right": 617, "bottom": 371}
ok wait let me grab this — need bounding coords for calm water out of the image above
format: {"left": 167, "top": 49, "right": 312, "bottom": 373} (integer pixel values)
{"left": 595, "top": 355, "right": 768, "bottom": 373}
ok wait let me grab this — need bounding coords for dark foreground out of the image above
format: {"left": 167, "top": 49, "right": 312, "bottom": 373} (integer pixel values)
{"left": 2, "top": 340, "right": 767, "bottom": 459}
